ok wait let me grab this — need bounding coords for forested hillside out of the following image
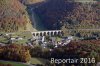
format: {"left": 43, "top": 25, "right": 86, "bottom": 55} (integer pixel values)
{"left": 33, "top": 0, "right": 100, "bottom": 30}
{"left": 0, "top": 0, "right": 32, "bottom": 32}
{"left": 0, "top": 0, "right": 99, "bottom": 33}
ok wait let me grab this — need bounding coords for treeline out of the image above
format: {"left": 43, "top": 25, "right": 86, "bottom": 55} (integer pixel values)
{"left": 62, "top": 27, "right": 100, "bottom": 38}
{"left": 0, "top": 44, "right": 31, "bottom": 62}
{"left": 0, "top": 40, "right": 100, "bottom": 66}
{"left": 0, "top": 63, "right": 13, "bottom": 66}
{"left": 61, "top": 2, "right": 100, "bottom": 38}
{"left": 0, "top": 0, "right": 28, "bottom": 32}
{"left": 30, "top": 40, "right": 100, "bottom": 66}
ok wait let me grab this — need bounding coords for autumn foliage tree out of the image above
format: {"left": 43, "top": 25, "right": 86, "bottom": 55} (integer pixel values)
{"left": 0, "top": 0, "right": 31, "bottom": 32}
{"left": 0, "top": 44, "right": 31, "bottom": 62}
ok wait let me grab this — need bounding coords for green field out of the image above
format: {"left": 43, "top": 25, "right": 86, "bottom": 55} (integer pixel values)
{"left": 30, "top": 58, "right": 49, "bottom": 65}
{"left": 0, "top": 31, "right": 32, "bottom": 44}
{"left": 12, "top": 31, "right": 32, "bottom": 39}
{"left": 0, "top": 58, "right": 49, "bottom": 66}
{"left": 12, "top": 31, "right": 32, "bottom": 44}
{"left": 0, "top": 37, "right": 9, "bottom": 44}
{"left": 0, "top": 61, "right": 28, "bottom": 66}
{"left": 14, "top": 39, "right": 28, "bottom": 44}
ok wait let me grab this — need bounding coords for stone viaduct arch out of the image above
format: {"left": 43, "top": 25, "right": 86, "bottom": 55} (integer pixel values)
{"left": 32, "top": 30, "right": 63, "bottom": 36}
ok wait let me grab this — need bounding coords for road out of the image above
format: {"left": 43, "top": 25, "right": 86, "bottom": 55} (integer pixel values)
{"left": 66, "top": 29, "right": 100, "bottom": 31}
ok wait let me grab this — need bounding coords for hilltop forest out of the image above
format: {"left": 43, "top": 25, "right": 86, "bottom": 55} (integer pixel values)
{"left": 0, "top": 0, "right": 32, "bottom": 32}
{"left": 0, "top": 0, "right": 100, "bottom": 34}
{"left": 31, "top": 0, "right": 100, "bottom": 37}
